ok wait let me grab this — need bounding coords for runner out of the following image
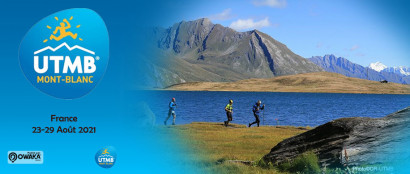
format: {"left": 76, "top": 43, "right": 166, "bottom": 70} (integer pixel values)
{"left": 50, "top": 18, "right": 78, "bottom": 41}
{"left": 224, "top": 99, "right": 233, "bottom": 126}
{"left": 249, "top": 100, "right": 265, "bottom": 127}
{"left": 164, "top": 98, "right": 177, "bottom": 125}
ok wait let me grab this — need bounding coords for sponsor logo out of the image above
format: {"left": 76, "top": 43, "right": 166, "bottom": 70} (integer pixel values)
{"left": 8, "top": 151, "right": 43, "bottom": 164}
{"left": 19, "top": 8, "right": 109, "bottom": 99}
{"left": 95, "top": 146, "right": 116, "bottom": 168}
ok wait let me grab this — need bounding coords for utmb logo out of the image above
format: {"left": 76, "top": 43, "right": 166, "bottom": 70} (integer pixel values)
{"left": 19, "top": 8, "right": 109, "bottom": 99}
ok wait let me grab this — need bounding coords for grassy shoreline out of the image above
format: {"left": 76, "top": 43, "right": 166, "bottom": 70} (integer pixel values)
{"left": 162, "top": 122, "right": 310, "bottom": 173}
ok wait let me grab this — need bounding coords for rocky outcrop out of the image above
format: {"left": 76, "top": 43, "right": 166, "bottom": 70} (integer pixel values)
{"left": 263, "top": 107, "right": 410, "bottom": 168}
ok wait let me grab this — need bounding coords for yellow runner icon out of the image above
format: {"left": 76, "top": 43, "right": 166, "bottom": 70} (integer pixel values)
{"left": 102, "top": 149, "right": 109, "bottom": 155}
{"left": 49, "top": 18, "right": 78, "bottom": 41}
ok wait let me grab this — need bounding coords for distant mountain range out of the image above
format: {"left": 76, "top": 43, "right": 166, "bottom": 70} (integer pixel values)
{"left": 369, "top": 62, "right": 410, "bottom": 76}
{"left": 142, "top": 18, "right": 409, "bottom": 87}
{"left": 309, "top": 55, "right": 410, "bottom": 84}
{"left": 384, "top": 66, "right": 410, "bottom": 76}
{"left": 149, "top": 18, "right": 323, "bottom": 87}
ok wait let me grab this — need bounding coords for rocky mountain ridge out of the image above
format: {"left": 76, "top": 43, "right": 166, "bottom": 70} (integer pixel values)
{"left": 309, "top": 55, "right": 409, "bottom": 84}
{"left": 150, "top": 18, "right": 323, "bottom": 87}
{"left": 369, "top": 61, "right": 410, "bottom": 76}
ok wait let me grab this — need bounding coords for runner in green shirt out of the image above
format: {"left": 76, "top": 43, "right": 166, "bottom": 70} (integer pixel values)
{"left": 224, "top": 99, "right": 233, "bottom": 126}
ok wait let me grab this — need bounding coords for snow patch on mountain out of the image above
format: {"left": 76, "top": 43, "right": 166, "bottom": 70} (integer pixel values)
{"left": 369, "top": 62, "right": 387, "bottom": 72}
{"left": 384, "top": 66, "right": 410, "bottom": 76}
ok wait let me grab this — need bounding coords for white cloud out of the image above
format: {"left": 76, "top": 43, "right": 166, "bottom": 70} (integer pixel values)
{"left": 209, "top": 9, "right": 233, "bottom": 21}
{"left": 350, "top": 45, "right": 359, "bottom": 51}
{"left": 229, "top": 17, "right": 270, "bottom": 31}
{"left": 253, "top": 0, "right": 287, "bottom": 8}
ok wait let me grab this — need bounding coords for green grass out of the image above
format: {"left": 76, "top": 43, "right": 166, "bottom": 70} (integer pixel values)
{"left": 277, "top": 151, "right": 320, "bottom": 174}
{"left": 163, "top": 122, "right": 310, "bottom": 173}
{"left": 157, "top": 122, "right": 391, "bottom": 173}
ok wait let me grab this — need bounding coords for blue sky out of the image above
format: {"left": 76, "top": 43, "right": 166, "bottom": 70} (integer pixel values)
{"left": 0, "top": 1, "right": 408, "bottom": 173}
{"left": 161, "top": 0, "right": 410, "bottom": 67}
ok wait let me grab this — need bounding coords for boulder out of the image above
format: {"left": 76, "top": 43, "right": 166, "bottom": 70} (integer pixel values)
{"left": 263, "top": 107, "right": 410, "bottom": 168}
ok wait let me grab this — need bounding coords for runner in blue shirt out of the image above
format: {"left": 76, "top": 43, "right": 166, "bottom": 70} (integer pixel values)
{"left": 164, "top": 98, "right": 177, "bottom": 125}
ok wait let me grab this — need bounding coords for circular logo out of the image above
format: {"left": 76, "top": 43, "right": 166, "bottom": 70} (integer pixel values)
{"left": 9, "top": 152, "right": 17, "bottom": 163}
{"left": 19, "top": 8, "right": 109, "bottom": 99}
{"left": 95, "top": 146, "right": 117, "bottom": 168}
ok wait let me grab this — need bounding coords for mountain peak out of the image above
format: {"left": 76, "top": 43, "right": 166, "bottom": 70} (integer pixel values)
{"left": 186, "top": 18, "right": 213, "bottom": 26}
{"left": 323, "top": 54, "right": 337, "bottom": 59}
{"left": 369, "top": 62, "right": 387, "bottom": 72}
{"left": 152, "top": 18, "right": 323, "bottom": 86}
{"left": 200, "top": 17, "right": 211, "bottom": 22}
